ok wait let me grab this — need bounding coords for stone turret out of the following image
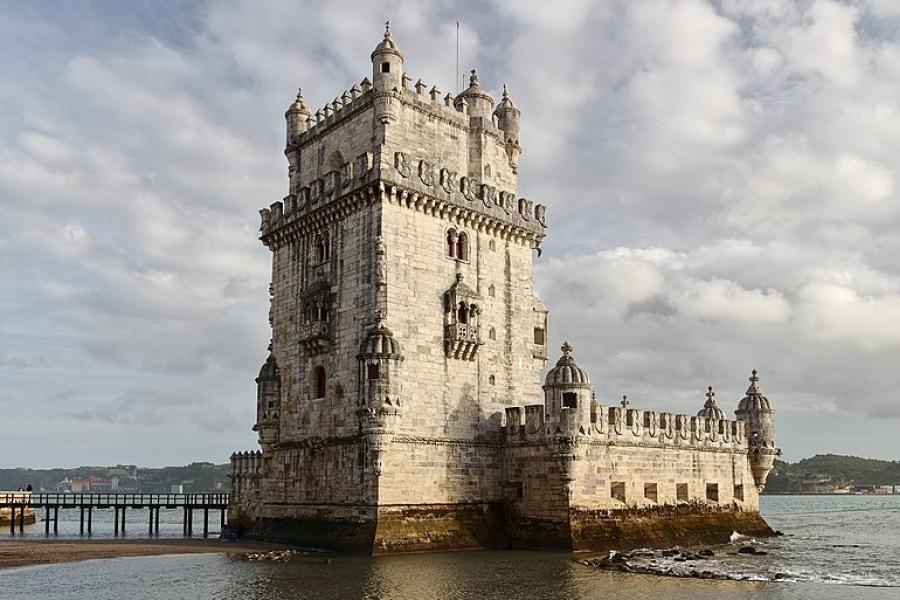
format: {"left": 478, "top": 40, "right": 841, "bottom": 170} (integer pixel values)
{"left": 697, "top": 386, "right": 725, "bottom": 420}
{"left": 285, "top": 88, "right": 311, "bottom": 147}
{"left": 543, "top": 341, "right": 592, "bottom": 433}
{"left": 493, "top": 85, "right": 521, "bottom": 171}
{"left": 735, "top": 369, "right": 779, "bottom": 490}
{"left": 371, "top": 21, "right": 404, "bottom": 93}
{"left": 284, "top": 89, "right": 311, "bottom": 196}
{"left": 455, "top": 69, "right": 494, "bottom": 120}
{"left": 254, "top": 351, "right": 281, "bottom": 451}
{"left": 356, "top": 320, "right": 403, "bottom": 492}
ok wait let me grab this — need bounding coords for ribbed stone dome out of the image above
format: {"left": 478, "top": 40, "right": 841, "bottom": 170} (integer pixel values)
{"left": 371, "top": 21, "right": 403, "bottom": 59}
{"left": 737, "top": 370, "right": 772, "bottom": 412}
{"left": 698, "top": 386, "right": 726, "bottom": 420}
{"left": 359, "top": 322, "right": 402, "bottom": 359}
{"left": 544, "top": 342, "right": 591, "bottom": 388}
{"left": 257, "top": 354, "right": 279, "bottom": 380}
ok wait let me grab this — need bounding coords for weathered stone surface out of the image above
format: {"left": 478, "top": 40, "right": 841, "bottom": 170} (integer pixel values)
{"left": 228, "top": 24, "right": 780, "bottom": 555}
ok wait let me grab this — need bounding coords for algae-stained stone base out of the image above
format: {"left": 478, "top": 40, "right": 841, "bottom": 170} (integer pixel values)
{"left": 569, "top": 507, "right": 774, "bottom": 553}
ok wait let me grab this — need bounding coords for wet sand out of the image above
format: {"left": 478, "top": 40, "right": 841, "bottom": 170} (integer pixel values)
{"left": 0, "top": 538, "right": 290, "bottom": 569}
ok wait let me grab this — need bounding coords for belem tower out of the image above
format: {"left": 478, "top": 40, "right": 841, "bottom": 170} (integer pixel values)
{"left": 229, "top": 24, "right": 780, "bottom": 554}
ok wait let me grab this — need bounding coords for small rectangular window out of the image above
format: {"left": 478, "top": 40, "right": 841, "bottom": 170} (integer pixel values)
{"left": 381, "top": 62, "right": 390, "bottom": 73}
{"left": 706, "top": 483, "right": 719, "bottom": 503}
{"left": 533, "top": 327, "right": 546, "bottom": 345}
{"left": 562, "top": 392, "right": 577, "bottom": 409}
{"left": 734, "top": 484, "right": 745, "bottom": 502}
{"left": 611, "top": 481, "right": 626, "bottom": 503}
{"left": 367, "top": 364, "right": 380, "bottom": 380}
{"left": 644, "top": 483, "right": 658, "bottom": 503}
{"left": 677, "top": 483, "right": 689, "bottom": 502}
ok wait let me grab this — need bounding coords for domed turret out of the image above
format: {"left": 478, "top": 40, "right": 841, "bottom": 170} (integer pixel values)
{"left": 357, "top": 320, "right": 404, "bottom": 415}
{"left": 360, "top": 322, "right": 403, "bottom": 359}
{"left": 735, "top": 369, "right": 779, "bottom": 491}
{"left": 454, "top": 69, "right": 495, "bottom": 120}
{"left": 543, "top": 342, "right": 592, "bottom": 432}
{"left": 493, "top": 84, "right": 521, "bottom": 169}
{"left": 285, "top": 88, "right": 311, "bottom": 147}
{"left": 254, "top": 351, "right": 281, "bottom": 450}
{"left": 544, "top": 341, "right": 591, "bottom": 389}
{"left": 371, "top": 21, "right": 404, "bottom": 93}
{"left": 698, "top": 386, "right": 726, "bottom": 420}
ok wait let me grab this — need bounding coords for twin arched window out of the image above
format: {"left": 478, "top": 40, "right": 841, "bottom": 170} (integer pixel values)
{"left": 457, "top": 301, "right": 479, "bottom": 325}
{"left": 315, "top": 232, "right": 330, "bottom": 263}
{"left": 446, "top": 229, "right": 469, "bottom": 261}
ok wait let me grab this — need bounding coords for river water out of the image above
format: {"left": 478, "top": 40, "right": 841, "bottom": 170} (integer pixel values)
{"left": 2, "top": 495, "right": 900, "bottom": 599}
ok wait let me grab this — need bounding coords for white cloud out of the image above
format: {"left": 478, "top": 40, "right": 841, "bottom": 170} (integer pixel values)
{"left": 4, "top": 0, "right": 900, "bottom": 465}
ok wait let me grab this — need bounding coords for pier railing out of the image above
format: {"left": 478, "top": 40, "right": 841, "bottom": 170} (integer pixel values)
{"left": 0, "top": 491, "right": 229, "bottom": 537}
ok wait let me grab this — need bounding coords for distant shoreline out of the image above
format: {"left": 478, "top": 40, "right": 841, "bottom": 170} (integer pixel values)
{"left": 0, "top": 538, "right": 289, "bottom": 570}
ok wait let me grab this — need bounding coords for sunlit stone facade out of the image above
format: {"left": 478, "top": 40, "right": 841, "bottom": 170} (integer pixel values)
{"left": 229, "top": 24, "right": 779, "bottom": 554}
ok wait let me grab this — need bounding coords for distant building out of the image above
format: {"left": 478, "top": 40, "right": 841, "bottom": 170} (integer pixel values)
{"left": 170, "top": 484, "right": 184, "bottom": 494}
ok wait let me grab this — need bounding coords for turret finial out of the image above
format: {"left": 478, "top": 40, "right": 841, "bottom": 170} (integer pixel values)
{"left": 384, "top": 20, "right": 392, "bottom": 39}
{"left": 751, "top": 369, "right": 759, "bottom": 382}
{"left": 706, "top": 385, "right": 715, "bottom": 402}
{"left": 469, "top": 69, "right": 479, "bottom": 88}
{"left": 621, "top": 395, "right": 629, "bottom": 409}
{"left": 502, "top": 84, "right": 509, "bottom": 99}
{"left": 560, "top": 341, "right": 573, "bottom": 356}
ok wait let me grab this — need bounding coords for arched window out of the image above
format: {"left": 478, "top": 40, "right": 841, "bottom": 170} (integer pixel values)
{"left": 456, "top": 232, "right": 468, "bottom": 261}
{"left": 313, "top": 366, "right": 327, "bottom": 399}
{"left": 315, "top": 232, "right": 330, "bottom": 263}
{"left": 484, "top": 164, "right": 491, "bottom": 177}
{"left": 489, "top": 240, "right": 496, "bottom": 251}
{"left": 488, "top": 284, "right": 495, "bottom": 298}
{"left": 457, "top": 302, "right": 468, "bottom": 324}
{"left": 446, "top": 229, "right": 457, "bottom": 258}
{"left": 489, "top": 375, "right": 496, "bottom": 386}
{"left": 469, "top": 304, "right": 479, "bottom": 326}
{"left": 488, "top": 327, "right": 496, "bottom": 340}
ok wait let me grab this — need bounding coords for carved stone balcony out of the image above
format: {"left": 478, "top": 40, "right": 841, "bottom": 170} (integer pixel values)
{"left": 445, "top": 323, "right": 482, "bottom": 361}
{"left": 299, "top": 321, "right": 330, "bottom": 356}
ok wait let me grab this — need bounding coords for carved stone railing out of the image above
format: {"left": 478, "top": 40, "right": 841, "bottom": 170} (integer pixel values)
{"left": 445, "top": 323, "right": 482, "bottom": 361}
{"left": 299, "top": 321, "right": 330, "bottom": 355}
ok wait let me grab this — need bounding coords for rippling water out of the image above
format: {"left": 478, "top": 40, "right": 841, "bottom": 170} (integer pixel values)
{"left": 2, "top": 495, "right": 900, "bottom": 599}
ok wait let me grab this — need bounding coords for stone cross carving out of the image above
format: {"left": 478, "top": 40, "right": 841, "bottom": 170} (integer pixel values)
{"left": 621, "top": 395, "right": 629, "bottom": 409}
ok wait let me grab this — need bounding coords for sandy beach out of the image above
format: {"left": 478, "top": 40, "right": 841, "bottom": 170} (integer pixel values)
{"left": 0, "top": 538, "right": 290, "bottom": 569}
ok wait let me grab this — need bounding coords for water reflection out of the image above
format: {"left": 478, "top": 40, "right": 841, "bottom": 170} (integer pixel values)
{"left": 2, "top": 551, "right": 898, "bottom": 600}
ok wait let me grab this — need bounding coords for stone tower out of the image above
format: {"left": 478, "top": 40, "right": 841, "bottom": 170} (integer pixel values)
{"left": 230, "top": 24, "right": 779, "bottom": 554}
{"left": 232, "top": 23, "right": 548, "bottom": 551}
{"left": 735, "top": 370, "right": 778, "bottom": 491}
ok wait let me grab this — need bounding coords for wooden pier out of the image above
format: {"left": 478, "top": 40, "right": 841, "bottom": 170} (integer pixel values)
{"left": 0, "top": 492, "right": 228, "bottom": 537}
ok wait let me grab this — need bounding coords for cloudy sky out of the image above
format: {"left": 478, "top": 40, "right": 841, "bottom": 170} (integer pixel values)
{"left": 2, "top": 0, "right": 900, "bottom": 467}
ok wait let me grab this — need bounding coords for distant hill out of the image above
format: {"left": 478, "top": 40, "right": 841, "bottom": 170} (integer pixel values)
{"left": 765, "top": 454, "right": 900, "bottom": 493}
{"left": 0, "top": 462, "right": 230, "bottom": 493}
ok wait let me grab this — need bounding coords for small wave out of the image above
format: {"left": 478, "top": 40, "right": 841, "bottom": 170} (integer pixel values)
{"left": 728, "top": 531, "right": 748, "bottom": 542}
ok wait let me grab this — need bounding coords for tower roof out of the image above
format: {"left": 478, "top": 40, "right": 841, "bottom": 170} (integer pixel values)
{"left": 286, "top": 88, "right": 310, "bottom": 117}
{"left": 455, "top": 69, "right": 494, "bottom": 108}
{"left": 697, "top": 386, "right": 726, "bottom": 420}
{"left": 737, "top": 369, "right": 772, "bottom": 413}
{"left": 493, "top": 84, "right": 519, "bottom": 115}
{"left": 371, "top": 20, "right": 404, "bottom": 60}
{"left": 544, "top": 341, "right": 591, "bottom": 388}
{"left": 257, "top": 353, "right": 279, "bottom": 381}
{"left": 359, "top": 321, "right": 403, "bottom": 359}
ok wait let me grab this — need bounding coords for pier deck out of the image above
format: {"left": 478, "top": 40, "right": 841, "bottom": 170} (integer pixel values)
{"left": 0, "top": 492, "right": 228, "bottom": 537}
